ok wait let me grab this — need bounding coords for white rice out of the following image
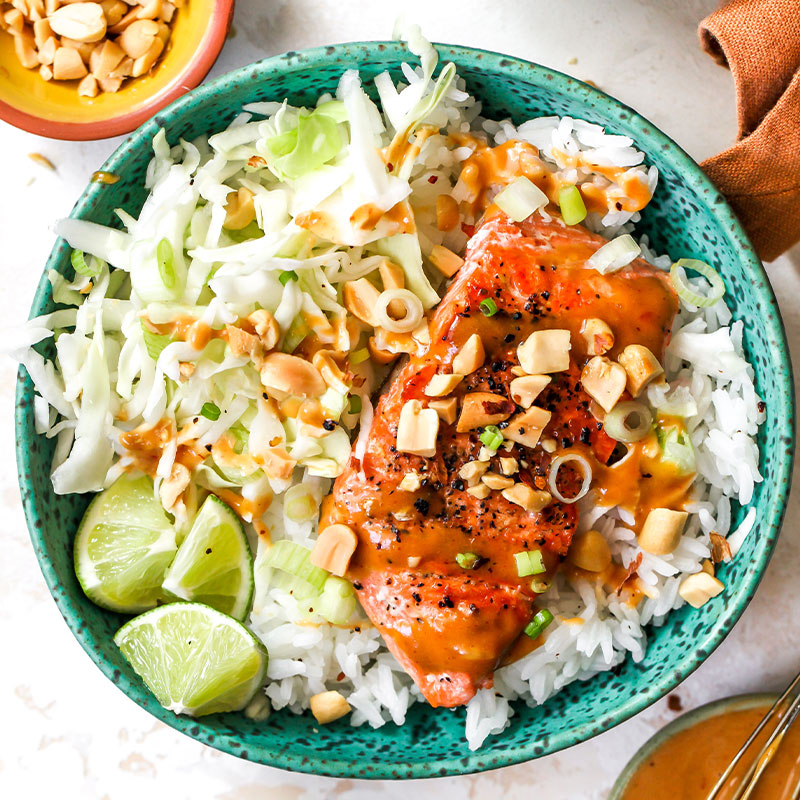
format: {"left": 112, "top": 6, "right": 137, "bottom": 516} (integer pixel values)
{"left": 246, "top": 86, "right": 765, "bottom": 749}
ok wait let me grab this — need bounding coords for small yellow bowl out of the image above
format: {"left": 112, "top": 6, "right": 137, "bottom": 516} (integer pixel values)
{"left": 0, "top": 0, "right": 234, "bottom": 140}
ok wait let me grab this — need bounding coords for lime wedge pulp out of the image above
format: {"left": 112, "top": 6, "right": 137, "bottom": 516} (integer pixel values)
{"left": 114, "top": 602, "right": 268, "bottom": 716}
{"left": 161, "top": 495, "right": 254, "bottom": 621}
{"left": 74, "top": 475, "right": 177, "bottom": 613}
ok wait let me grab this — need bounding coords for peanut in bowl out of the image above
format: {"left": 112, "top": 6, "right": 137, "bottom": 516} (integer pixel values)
{"left": 0, "top": 0, "right": 234, "bottom": 140}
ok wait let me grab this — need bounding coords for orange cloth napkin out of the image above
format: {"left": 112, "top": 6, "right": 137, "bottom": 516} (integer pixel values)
{"left": 699, "top": 0, "right": 800, "bottom": 262}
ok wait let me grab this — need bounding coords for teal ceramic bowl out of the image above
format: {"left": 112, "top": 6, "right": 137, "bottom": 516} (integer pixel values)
{"left": 608, "top": 693, "right": 777, "bottom": 799}
{"left": 15, "top": 42, "right": 795, "bottom": 779}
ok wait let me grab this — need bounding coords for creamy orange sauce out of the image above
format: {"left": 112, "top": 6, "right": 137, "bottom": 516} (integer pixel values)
{"left": 449, "top": 134, "right": 652, "bottom": 220}
{"left": 213, "top": 487, "right": 273, "bottom": 540}
{"left": 144, "top": 315, "right": 223, "bottom": 351}
{"left": 622, "top": 703, "right": 800, "bottom": 800}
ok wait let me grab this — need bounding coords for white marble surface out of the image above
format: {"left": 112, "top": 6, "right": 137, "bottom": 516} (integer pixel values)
{"left": 2, "top": 1, "right": 799, "bottom": 797}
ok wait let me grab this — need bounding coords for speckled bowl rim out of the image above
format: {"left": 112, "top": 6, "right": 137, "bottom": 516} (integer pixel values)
{"left": 15, "top": 41, "right": 795, "bottom": 778}
{"left": 608, "top": 693, "right": 780, "bottom": 799}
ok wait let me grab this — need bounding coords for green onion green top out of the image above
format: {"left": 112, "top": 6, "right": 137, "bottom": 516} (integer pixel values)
{"left": 524, "top": 608, "right": 554, "bottom": 639}
{"left": 480, "top": 298, "right": 498, "bottom": 317}
{"left": 201, "top": 402, "right": 221, "bottom": 421}
{"left": 279, "top": 269, "right": 299, "bottom": 286}
{"left": 455, "top": 552, "right": 480, "bottom": 569}
{"left": 558, "top": 185, "right": 587, "bottom": 225}
{"left": 514, "top": 549, "right": 546, "bottom": 577}
{"left": 348, "top": 394, "right": 362, "bottom": 414}
{"left": 71, "top": 249, "right": 102, "bottom": 278}
{"left": 479, "top": 425, "right": 503, "bottom": 450}
{"left": 156, "top": 238, "right": 177, "bottom": 290}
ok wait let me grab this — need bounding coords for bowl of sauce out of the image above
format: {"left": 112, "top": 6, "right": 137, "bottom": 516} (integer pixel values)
{"left": 610, "top": 693, "right": 800, "bottom": 800}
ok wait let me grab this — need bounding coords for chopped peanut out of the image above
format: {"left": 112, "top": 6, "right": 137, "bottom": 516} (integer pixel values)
{"left": 425, "top": 373, "right": 464, "bottom": 397}
{"left": 52, "top": 45, "right": 87, "bottom": 79}
{"left": 260, "top": 353, "right": 326, "bottom": 400}
{"left": 501, "top": 483, "right": 552, "bottom": 511}
{"left": 481, "top": 472, "right": 514, "bottom": 490}
{"left": 701, "top": 559, "right": 715, "bottom": 576}
{"left": 39, "top": 63, "right": 54, "bottom": 80}
{"left": 429, "top": 244, "right": 464, "bottom": 277}
{"left": 458, "top": 460, "right": 489, "bottom": 485}
{"left": 499, "top": 457, "right": 518, "bottom": 476}
{"left": 14, "top": 30, "right": 39, "bottom": 68}
{"left": 310, "top": 524, "right": 358, "bottom": 576}
{"left": 517, "top": 329, "right": 571, "bottom": 374}
{"left": 580, "top": 356, "right": 627, "bottom": 412}
{"left": 541, "top": 437, "right": 557, "bottom": 453}
{"left": 452, "top": 333, "right": 485, "bottom": 376}
{"left": 424, "top": 373, "right": 463, "bottom": 397}
{"left": 428, "top": 397, "right": 458, "bottom": 424}
{"left": 618, "top": 344, "right": 664, "bottom": 397}
{"left": 456, "top": 391, "right": 515, "bottom": 432}
{"left": 90, "top": 38, "right": 124, "bottom": 78}
{"left": 158, "top": 462, "right": 190, "bottom": 511}
{"left": 503, "top": 406, "right": 552, "bottom": 449}
{"left": 222, "top": 186, "right": 256, "bottom": 230}
{"left": 509, "top": 374, "right": 550, "bottom": 408}
{"left": 568, "top": 529, "right": 612, "bottom": 572}
{"left": 311, "top": 350, "right": 349, "bottom": 394}
{"left": 638, "top": 508, "right": 688, "bottom": 555}
{"left": 396, "top": 400, "right": 439, "bottom": 457}
{"left": 38, "top": 35, "right": 57, "bottom": 65}
{"left": 343, "top": 279, "right": 381, "bottom": 326}
{"left": 467, "top": 483, "right": 491, "bottom": 499}
{"left": 49, "top": 2, "right": 107, "bottom": 43}
{"left": 679, "top": 572, "right": 724, "bottom": 609}
{"left": 226, "top": 325, "right": 262, "bottom": 360}
{"left": 398, "top": 471, "right": 422, "bottom": 492}
{"left": 247, "top": 309, "right": 280, "bottom": 350}
{"left": 309, "top": 691, "right": 351, "bottom": 724}
{"left": 32, "top": 17, "right": 51, "bottom": 48}
{"left": 580, "top": 318, "right": 615, "bottom": 356}
{"left": 436, "top": 194, "right": 460, "bottom": 231}
{"left": 367, "top": 335, "right": 398, "bottom": 365}
{"left": 407, "top": 555, "right": 421, "bottom": 568}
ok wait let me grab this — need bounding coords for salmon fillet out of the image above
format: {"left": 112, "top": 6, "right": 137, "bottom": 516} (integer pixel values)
{"left": 325, "top": 212, "right": 678, "bottom": 708}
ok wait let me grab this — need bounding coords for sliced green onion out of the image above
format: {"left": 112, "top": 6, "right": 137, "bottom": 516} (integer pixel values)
{"left": 587, "top": 234, "right": 641, "bottom": 274}
{"left": 318, "top": 576, "right": 357, "bottom": 624}
{"left": 494, "top": 176, "right": 548, "bottom": 222}
{"left": 479, "top": 425, "right": 503, "bottom": 450}
{"left": 348, "top": 394, "right": 362, "bottom": 414}
{"left": 548, "top": 453, "right": 593, "bottom": 504}
{"left": 524, "top": 608, "right": 554, "bottom": 639}
{"left": 140, "top": 321, "right": 172, "bottom": 361}
{"left": 656, "top": 423, "right": 696, "bottom": 475}
{"left": 70, "top": 248, "right": 102, "bottom": 278}
{"left": 456, "top": 552, "right": 480, "bottom": 569}
{"left": 201, "top": 402, "right": 221, "bottom": 421}
{"left": 279, "top": 269, "right": 299, "bottom": 286}
{"left": 350, "top": 348, "right": 370, "bottom": 365}
{"left": 263, "top": 540, "right": 329, "bottom": 594}
{"left": 480, "top": 298, "right": 498, "bottom": 317}
{"left": 156, "top": 238, "right": 177, "bottom": 290}
{"left": 282, "top": 316, "right": 310, "bottom": 353}
{"left": 604, "top": 401, "right": 653, "bottom": 443}
{"left": 284, "top": 484, "right": 318, "bottom": 523}
{"left": 670, "top": 258, "right": 725, "bottom": 308}
{"left": 530, "top": 578, "right": 551, "bottom": 594}
{"left": 558, "top": 185, "right": 587, "bottom": 225}
{"left": 514, "top": 549, "right": 546, "bottom": 577}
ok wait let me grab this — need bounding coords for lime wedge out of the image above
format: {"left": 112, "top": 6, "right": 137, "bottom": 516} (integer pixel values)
{"left": 161, "top": 495, "right": 254, "bottom": 621}
{"left": 114, "top": 602, "right": 268, "bottom": 716}
{"left": 74, "top": 475, "right": 177, "bottom": 613}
